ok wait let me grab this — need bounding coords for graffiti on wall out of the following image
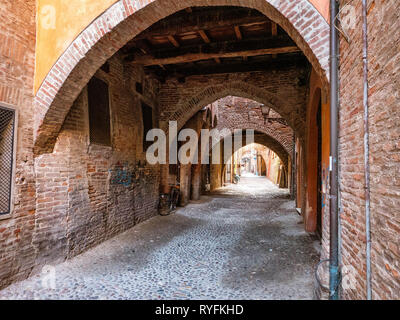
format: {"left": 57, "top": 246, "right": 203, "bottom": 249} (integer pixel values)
{"left": 109, "top": 162, "right": 132, "bottom": 187}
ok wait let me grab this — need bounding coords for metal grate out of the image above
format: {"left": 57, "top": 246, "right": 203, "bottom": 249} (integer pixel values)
{"left": 0, "top": 106, "right": 15, "bottom": 215}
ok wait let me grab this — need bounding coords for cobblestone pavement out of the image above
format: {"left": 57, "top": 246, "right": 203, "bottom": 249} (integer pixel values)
{"left": 0, "top": 177, "right": 319, "bottom": 300}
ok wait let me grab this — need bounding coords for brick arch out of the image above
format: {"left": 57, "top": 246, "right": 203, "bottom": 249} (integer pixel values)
{"left": 171, "top": 81, "right": 303, "bottom": 137}
{"left": 34, "top": 0, "right": 329, "bottom": 155}
{"left": 214, "top": 96, "right": 294, "bottom": 156}
{"left": 227, "top": 125, "right": 292, "bottom": 160}
{"left": 213, "top": 130, "right": 289, "bottom": 173}
{"left": 234, "top": 144, "right": 273, "bottom": 175}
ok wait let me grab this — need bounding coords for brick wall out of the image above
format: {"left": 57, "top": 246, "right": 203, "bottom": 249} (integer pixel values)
{"left": 338, "top": 0, "right": 400, "bottom": 299}
{"left": 367, "top": 0, "right": 400, "bottom": 300}
{"left": 33, "top": 0, "right": 330, "bottom": 157}
{"left": 34, "top": 56, "right": 161, "bottom": 266}
{"left": 158, "top": 67, "right": 308, "bottom": 138}
{"left": 0, "top": 0, "right": 37, "bottom": 288}
{"left": 214, "top": 96, "right": 294, "bottom": 156}
{"left": 1, "top": 50, "right": 162, "bottom": 287}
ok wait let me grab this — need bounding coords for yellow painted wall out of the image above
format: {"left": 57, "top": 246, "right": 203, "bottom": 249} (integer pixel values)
{"left": 309, "top": 0, "right": 329, "bottom": 21}
{"left": 267, "top": 154, "right": 282, "bottom": 185}
{"left": 35, "top": 0, "right": 118, "bottom": 92}
{"left": 35, "top": 0, "right": 329, "bottom": 93}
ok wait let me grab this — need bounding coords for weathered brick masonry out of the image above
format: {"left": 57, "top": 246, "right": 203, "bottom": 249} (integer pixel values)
{"left": 338, "top": 0, "right": 400, "bottom": 299}
{"left": 214, "top": 96, "right": 294, "bottom": 157}
{"left": 0, "top": 0, "right": 328, "bottom": 287}
{"left": 158, "top": 67, "right": 308, "bottom": 137}
{"left": 33, "top": 0, "right": 330, "bottom": 157}
{"left": 1, "top": 32, "right": 162, "bottom": 287}
{"left": 32, "top": 57, "right": 161, "bottom": 267}
{"left": 11, "top": 0, "right": 400, "bottom": 300}
{"left": 0, "top": 0, "right": 37, "bottom": 288}
{"left": 213, "top": 96, "right": 294, "bottom": 188}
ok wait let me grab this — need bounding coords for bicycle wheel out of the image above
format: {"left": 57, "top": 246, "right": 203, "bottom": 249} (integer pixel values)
{"left": 169, "top": 188, "right": 179, "bottom": 211}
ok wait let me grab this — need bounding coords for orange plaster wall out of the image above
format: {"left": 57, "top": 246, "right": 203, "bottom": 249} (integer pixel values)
{"left": 34, "top": 0, "right": 329, "bottom": 93}
{"left": 35, "top": 0, "right": 118, "bottom": 92}
{"left": 304, "top": 69, "right": 330, "bottom": 232}
{"left": 309, "top": 0, "right": 329, "bottom": 21}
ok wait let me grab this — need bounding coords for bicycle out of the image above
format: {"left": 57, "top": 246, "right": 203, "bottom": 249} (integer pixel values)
{"left": 169, "top": 184, "right": 180, "bottom": 211}
{"left": 159, "top": 184, "right": 180, "bottom": 216}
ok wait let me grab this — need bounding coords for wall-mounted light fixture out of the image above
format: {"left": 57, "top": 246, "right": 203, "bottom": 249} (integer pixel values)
{"left": 260, "top": 104, "right": 287, "bottom": 125}
{"left": 260, "top": 104, "right": 271, "bottom": 124}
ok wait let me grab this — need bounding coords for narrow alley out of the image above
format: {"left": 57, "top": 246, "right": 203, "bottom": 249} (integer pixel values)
{"left": 0, "top": 177, "right": 319, "bottom": 300}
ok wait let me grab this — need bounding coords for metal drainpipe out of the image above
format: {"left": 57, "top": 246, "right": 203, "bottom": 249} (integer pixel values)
{"left": 329, "top": 0, "right": 340, "bottom": 300}
{"left": 362, "top": 0, "right": 372, "bottom": 301}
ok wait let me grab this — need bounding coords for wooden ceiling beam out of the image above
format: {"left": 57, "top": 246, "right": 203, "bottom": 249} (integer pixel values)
{"left": 271, "top": 22, "right": 278, "bottom": 36}
{"left": 234, "top": 25, "right": 243, "bottom": 40}
{"left": 130, "top": 34, "right": 295, "bottom": 57}
{"left": 233, "top": 25, "right": 247, "bottom": 60}
{"left": 198, "top": 30, "right": 211, "bottom": 44}
{"left": 131, "top": 46, "right": 300, "bottom": 66}
{"left": 128, "top": 35, "right": 298, "bottom": 65}
{"left": 150, "top": 54, "right": 308, "bottom": 79}
{"left": 198, "top": 30, "right": 219, "bottom": 63}
{"left": 271, "top": 22, "right": 278, "bottom": 58}
{"left": 167, "top": 35, "right": 180, "bottom": 48}
{"left": 133, "top": 11, "right": 268, "bottom": 40}
{"left": 136, "top": 39, "right": 154, "bottom": 55}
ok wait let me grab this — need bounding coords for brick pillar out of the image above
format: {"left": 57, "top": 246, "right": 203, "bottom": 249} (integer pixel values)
{"left": 160, "top": 164, "right": 169, "bottom": 194}
{"left": 179, "top": 164, "right": 191, "bottom": 206}
{"left": 191, "top": 163, "right": 202, "bottom": 200}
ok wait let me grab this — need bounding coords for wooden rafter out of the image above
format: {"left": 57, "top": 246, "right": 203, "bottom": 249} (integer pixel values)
{"left": 135, "top": 39, "right": 153, "bottom": 55}
{"left": 198, "top": 30, "right": 221, "bottom": 63}
{"left": 167, "top": 35, "right": 180, "bottom": 47}
{"left": 198, "top": 30, "right": 211, "bottom": 43}
{"left": 127, "top": 35, "right": 297, "bottom": 63}
{"left": 271, "top": 22, "right": 278, "bottom": 58}
{"left": 133, "top": 10, "right": 268, "bottom": 40}
{"left": 234, "top": 25, "right": 242, "bottom": 40}
{"left": 131, "top": 46, "right": 300, "bottom": 66}
{"left": 233, "top": 25, "right": 246, "bottom": 60}
{"left": 271, "top": 22, "right": 278, "bottom": 36}
{"left": 147, "top": 54, "right": 308, "bottom": 79}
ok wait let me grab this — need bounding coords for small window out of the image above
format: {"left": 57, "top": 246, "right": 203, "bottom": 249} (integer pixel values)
{"left": 141, "top": 102, "right": 153, "bottom": 151}
{"left": 136, "top": 82, "right": 143, "bottom": 94}
{"left": 88, "top": 77, "right": 111, "bottom": 146}
{"left": 0, "top": 105, "right": 16, "bottom": 216}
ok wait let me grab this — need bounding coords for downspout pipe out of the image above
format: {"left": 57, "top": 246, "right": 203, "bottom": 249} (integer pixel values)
{"left": 329, "top": 0, "right": 340, "bottom": 300}
{"left": 362, "top": 0, "right": 372, "bottom": 300}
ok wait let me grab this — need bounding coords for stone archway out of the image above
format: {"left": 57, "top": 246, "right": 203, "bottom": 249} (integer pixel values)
{"left": 33, "top": 0, "right": 329, "bottom": 156}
